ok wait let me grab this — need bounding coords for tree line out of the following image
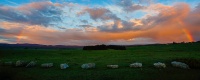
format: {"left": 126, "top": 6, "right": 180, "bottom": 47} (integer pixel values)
{"left": 83, "top": 44, "right": 126, "bottom": 50}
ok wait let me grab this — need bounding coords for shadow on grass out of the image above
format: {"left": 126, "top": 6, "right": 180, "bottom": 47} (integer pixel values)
{"left": 0, "top": 67, "right": 34, "bottom": 80}
{"left": 0, "top": 67, "right": 16, "bottom": 80}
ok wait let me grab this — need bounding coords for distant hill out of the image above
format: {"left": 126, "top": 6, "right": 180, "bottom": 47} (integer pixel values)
{"left": 0, "top": 41, "right": 199, "bottom": 49}
{"left": 0, "top": 43, "right": 82, "bottom": 49}
{"left": 126, "top": 41, "right": 200, "bottom": 47}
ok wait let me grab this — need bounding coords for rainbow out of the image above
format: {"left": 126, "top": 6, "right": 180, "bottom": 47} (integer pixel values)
{"left": 182, "top": 28, "right": 194, "bottom": 42}
{"left": 178, "top": 21, "right": 194, "bottom": 42}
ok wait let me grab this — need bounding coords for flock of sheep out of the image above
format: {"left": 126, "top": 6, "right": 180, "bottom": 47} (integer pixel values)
{"left": 1, "top": 60, "right": 190, "bottom": 69}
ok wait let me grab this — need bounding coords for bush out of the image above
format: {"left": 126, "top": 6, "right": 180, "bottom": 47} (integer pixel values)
{"left": 83, "top": 44, "right": 126, "bottom": 50}
{"left": 173, "top": 58, "right": 200, "bottom": 69}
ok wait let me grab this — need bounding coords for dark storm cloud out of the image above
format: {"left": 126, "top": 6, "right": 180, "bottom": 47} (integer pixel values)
{"left": 0, "top": 1, "right": 63, "bottom": 27}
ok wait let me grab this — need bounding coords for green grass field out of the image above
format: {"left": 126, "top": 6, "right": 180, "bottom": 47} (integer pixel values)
{"left": 0, "top": 43, "right": 200, "bottom": 80}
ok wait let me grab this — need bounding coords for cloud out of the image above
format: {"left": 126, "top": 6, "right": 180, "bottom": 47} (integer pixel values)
{"left": 107, "top": 37, "right": 157, "bottom": 45}
{"left": 138, "top": 0, "right": 153, "bottom": 3}
{"left": 185, "top": 3, "right": 200, "bottom": 27}
{"left": 0, "top": 36, "right": 17, "bottom": 43}
{"left": 97, "top": 3, "right": 200, "bottom": 42}
{"left": 78, "top": 7, "right": 119, "bottom": 21}
{"left": 0, "top": 27, "right": 23, "bottom": 36}
{"left": 0, "top": 21, "right": 138, "bottom": 45}
{"left": 184, "top": 3, "right": 200, "bottom": 41}
{"left": 141, "top": 3, "right": 190, "bottom": 28}
{"left": 1, "top": 1, "right": 200, "bottom": 45}
{"left": 79, "top": 25, "right": 94, "bottom": 28}
{"left": 0, "top": 1, "right": 63, "bottom": 27}
{"left": 135, "top": 3, "right": 200, "bottom": 42}
{"left": 0, "top": 28, "right": 5, "bottom": 32}
{"left": 80, "top": 20, "right": 88, "bottom": 24}
{"left": 116, "top": 0, "right": 145, "bottom": 12}
{"left": 4, "top": 0, "right": 19, "bottom": 5}
{"left": 98, "top": 20, "right": 142, "bottom": 32}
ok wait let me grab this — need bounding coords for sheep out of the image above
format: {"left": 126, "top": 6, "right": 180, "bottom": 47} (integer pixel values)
{"left": 41, "top": 63, "right": 53, "bottom": 68}
{"left": 153, "top": 62, "right": 166, "bottom": 68}
{"left": 26, "top": 61, "right": 37, "bottom": 67}
{"left": 171, "top": 61, "right": 190, "bottom": 69}
{"left": 16, "top": 60, "right": 27, "bottom": 67}
{"left": 130, "top": 62, "right": 142, "bottom": 68}
{"left": 81, "top": 64, "right": 89, "bottom": 69}
{"left": 60, "top": 63, "right": 69, "bottom": 69}
{"left": 16, "top": 60, "right": 22, "bottom": 67}
{"left": 81, "top": 63, "right": 95, "bottom": 69}
{"left": 107, "top": 65, "right": 119, "bottom": 69}
{"left": 4, "top": 61, "right": 13, "bottom": 66}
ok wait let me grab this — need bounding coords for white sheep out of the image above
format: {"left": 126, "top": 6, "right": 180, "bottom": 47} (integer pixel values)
{"left": 26, "top": 61, "right": 37, "bottom": 67}
{"left": 60, "top": 63, "right": 69, "bottom": 69}
{"left": 4, "top": 61, "right": 13, "bottom": 66}
{"left": 81, "top": 63, "right": 95, "bottom": 69}
{"left": 153, "top": 62, "right": 166, "bottom": 68}
{"left": 171, "top": 61, "right": 190, "bottom": 69}
{"left": 41, "top": 63, "right": 53, "bottom": 68}
{"left": 130, "top": 62, "right": 142, "bottom": 68}
{"left": 107, "top": 65, "right": 119, "bottom": 69}
{"left": 16, "top": 60, "right": 27, "bottom": 67}
{"left": 16, "top": 60, "right": 22, "bottom": 66}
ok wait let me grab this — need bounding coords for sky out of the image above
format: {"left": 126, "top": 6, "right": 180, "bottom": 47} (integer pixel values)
{"left": 0, "top": 0, "right": 200, "bottom": 46}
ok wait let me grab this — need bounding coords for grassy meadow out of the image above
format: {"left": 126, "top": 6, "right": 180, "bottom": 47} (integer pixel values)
{"left": 0, "top": 43, "right": 200, "bottom": 80}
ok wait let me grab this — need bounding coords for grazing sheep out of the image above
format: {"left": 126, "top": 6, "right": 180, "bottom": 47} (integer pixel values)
{"left": 60, "top": 63, "right": 69, "bottom": 69}
{"left": 153, "top": 62, "right": 166, "bottom": 68}
{"left": 41, "top": 63, "right": 53, "bottom": 68}
{"left": 107, "top": 65, "right": 119, "bottom": 69}
{"left": 4, "top": 61, "right": 13, "bottom": 66}
{"left": 16, "top": 60, "right": 27, "bottom": 67}
{"left": 81, "top": 63, "right": 95, "bottom": 69}
{"left": 171, "top": 61, "right": 190, "bottom": 69}
{"left": 130, "top": 62, "right": 142, "bottom": 68}
{"left": 16, "top": 60, "right": 22, "bottom": 66}
{"left": 26, "top": 61, "right": 37, "bottom": 67}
